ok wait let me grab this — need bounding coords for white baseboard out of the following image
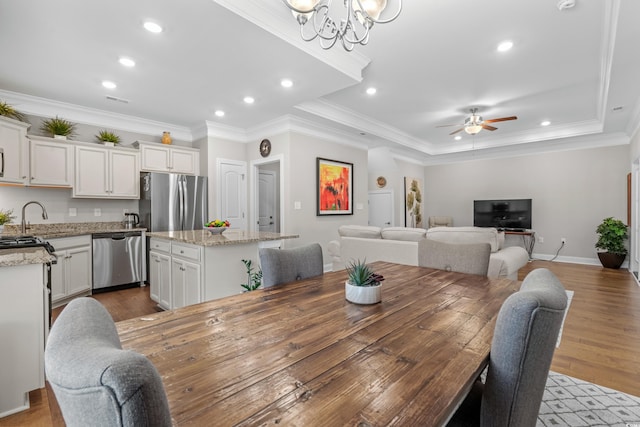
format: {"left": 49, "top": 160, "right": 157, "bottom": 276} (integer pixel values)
{"left": 530, "top": 253, "right": 629, "bottom": 269}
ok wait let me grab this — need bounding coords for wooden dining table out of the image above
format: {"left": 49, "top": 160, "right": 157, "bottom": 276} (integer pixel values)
{"left": 116, "top": 261, "right": 519, "bottom": 426}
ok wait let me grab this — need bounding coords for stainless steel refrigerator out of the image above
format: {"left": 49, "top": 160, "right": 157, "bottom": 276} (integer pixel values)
{"left": 139, "top": 172, "right": 208, "bottom": 232}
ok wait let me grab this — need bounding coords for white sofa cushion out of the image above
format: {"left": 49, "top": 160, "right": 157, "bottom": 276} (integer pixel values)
{"left": 338, "top": 225, "right": 382, "bottom": 239}
{"left": 427, "top": 226, "right": 501, "bottom": 253}
{"left": 381, "top": 227, "right": 427, "bottom": 242}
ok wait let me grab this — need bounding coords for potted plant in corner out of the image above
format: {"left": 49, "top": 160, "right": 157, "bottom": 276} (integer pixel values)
{"left": 345, "top": 259, "right": 385, "bottom": 304}
{"left": 95, "top": 130, "right": 121, "bottom": 146}
{"left": 595, "top": 217, "right": 628, "bottom": 269}
{"left": 40, "top": 116, "right": 77, "bottom": 140}
{"left": 240, "top": 259, "right": 262, "bottom": 292}
{"left": 0, "top": 209, "right": 16, "bottom": 235}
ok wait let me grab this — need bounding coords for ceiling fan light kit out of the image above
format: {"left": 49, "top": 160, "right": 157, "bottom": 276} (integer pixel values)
{"left": 438, "top": 108, "right": 518, "bottom": 136}
{"left": 282, "top": 0, "right": 402, "bottom": 51}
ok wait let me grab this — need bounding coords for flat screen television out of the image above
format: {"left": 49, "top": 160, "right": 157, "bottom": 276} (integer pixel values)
{"left": 473, "top": 199, "right": 532, "bottom": 231}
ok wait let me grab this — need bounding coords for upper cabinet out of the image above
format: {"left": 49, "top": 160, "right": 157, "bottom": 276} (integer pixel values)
{"left": 0, "top": 116, "right": 30, "bottom": 184}
{"left": 73, "top": 145, "right": 140, "bottom": 199}
{"left": 29, "top": 136, "right": 74, "bottom": 187}
{"left": 135, "top": 141, "right": 200, "bottom": 175}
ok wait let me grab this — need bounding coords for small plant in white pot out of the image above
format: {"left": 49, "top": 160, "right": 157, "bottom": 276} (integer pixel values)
{"left": 0, "top": 209, "right": 16, "bottom": 234}
{"left": 345, "top": 259, "right": 384, "bottom": 304}
{"left": 40, "top": 116, "right": 77, "bottom": 140}
{"left": 95, "top": 130, "right": 121, "bottom": 146}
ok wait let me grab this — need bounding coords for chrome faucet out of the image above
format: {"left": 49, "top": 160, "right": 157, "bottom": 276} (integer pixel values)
{"left": 21, "top": 201, "right": 48, "bottom": 234}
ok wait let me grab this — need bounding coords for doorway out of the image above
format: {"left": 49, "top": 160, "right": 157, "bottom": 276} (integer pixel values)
{"left": 368, "top": 190, "right": 394, "bottom": 228}
{"left": 251, "top": 155, "right": 284, "bottom": 233}
{"left": 217, "top": 159, "right": 247, "bottom": 230}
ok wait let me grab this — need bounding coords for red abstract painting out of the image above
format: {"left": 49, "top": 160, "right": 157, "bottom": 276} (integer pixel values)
{"left": 317, "top": 158, "right": 353, "bottom": 215}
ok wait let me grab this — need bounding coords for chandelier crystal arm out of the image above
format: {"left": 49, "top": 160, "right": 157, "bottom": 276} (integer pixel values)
{"left": 282, "top": 0, "right": 402, "bottom": 51}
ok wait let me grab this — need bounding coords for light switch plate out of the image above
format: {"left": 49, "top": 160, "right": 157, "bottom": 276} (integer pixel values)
{"left": 356, "top": 203, "right": 364, "bottom": 210}
{"left": 294, "top": 201, "right": 301, "bottom": 210}
{"left": 94, "top": 208, "right": 101, "bottom": 217}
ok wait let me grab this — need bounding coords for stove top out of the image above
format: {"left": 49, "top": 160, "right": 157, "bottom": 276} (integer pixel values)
{"left": 0, "top": 236, "right": 56, "bottom": 254}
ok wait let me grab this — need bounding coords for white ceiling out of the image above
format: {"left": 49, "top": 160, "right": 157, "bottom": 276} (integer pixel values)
{"left": 1, "top": 0, "right": 639, "bottom": 164}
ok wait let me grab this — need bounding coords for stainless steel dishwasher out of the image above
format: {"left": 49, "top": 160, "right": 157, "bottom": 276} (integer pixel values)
{"left": 92, "top": 231, "right": 143, "bottom": 292}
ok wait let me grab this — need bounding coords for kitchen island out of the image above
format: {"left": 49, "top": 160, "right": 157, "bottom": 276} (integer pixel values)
{"left": 0, "top": 247, "right": 55, "bottom": 418}
{"left": 146, "top": 229, "right": 299, "bottom": 309}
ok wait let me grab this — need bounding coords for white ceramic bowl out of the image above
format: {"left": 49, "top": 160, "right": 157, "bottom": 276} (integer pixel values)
{"left": 204, "top": 226, "right": 226, "bottom": 235}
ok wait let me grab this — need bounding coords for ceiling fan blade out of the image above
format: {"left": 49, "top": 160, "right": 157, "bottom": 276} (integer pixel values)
{"left": 484, "top": 116, "right": 517, "bottom": 123}
{"left": 482, "top": 124, "right": 497, "bottom": 131}
{"left": 449, "top": 128, "right": 464, "bottom": 135}
{"left": 436, "top": 123, "right": 462, "bottom": 128}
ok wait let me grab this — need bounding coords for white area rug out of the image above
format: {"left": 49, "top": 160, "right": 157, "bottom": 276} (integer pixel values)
{"left": 556, "top": 290, "right": 574, "bottom": 348}
{"left": 538, "top": 371, "right": 640, "bottom": 426}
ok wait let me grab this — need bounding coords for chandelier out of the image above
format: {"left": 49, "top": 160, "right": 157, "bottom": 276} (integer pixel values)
{"left": 282, "top": 0, "right": 402, "bottom": 51}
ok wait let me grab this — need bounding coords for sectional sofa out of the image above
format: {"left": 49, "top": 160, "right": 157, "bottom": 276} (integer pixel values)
{"left": 327, "top": 225, "right": 530, "bottom": 280}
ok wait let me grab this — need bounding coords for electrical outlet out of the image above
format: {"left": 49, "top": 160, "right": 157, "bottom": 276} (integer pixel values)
{"left": 561, "top": 237, "right": 567, "bottom": 244}
{"left": 123, "top": 208, "right": 129, "bottom": 215}
{"left": 94, "top": 208, "right": 102, "bottom": 217}
{"left": 68, "top": 208, "right": 77, "bottom": 217}
{"left": 538, "top": 236, "right": 544, "bottom": 243}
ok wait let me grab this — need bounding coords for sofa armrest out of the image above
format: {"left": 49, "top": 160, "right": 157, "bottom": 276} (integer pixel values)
{"left": 327, "top": 240, "right": 344, "bottom": 271}
{"left": 488, "top": 246, "right": 529, "bottom": 280}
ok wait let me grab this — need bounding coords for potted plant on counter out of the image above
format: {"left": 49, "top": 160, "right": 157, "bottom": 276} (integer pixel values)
{"left": 0, "top": 209, "right": 16, "bottom": 234}
{"left": 40, "top": 116, "right": 77, "bottom": 140}
{"left": 345, "top": 259, "right": 384, "bottom": 304}
{"left": 595, "top": 217, "right": 628, "bottom": 269}
{"left": 95, "top": 130, "right": 121, "bottom": 146}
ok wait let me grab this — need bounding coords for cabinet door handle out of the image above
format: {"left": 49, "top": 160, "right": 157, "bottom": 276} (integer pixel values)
{"left": 180, "top": 266, "right": 185, "bottom": 271}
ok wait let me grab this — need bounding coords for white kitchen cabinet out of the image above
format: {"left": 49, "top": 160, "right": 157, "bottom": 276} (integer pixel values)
{"left": 171, "top": 242, "right": 202, "bottom": 309}
{"left": 149, "top": 238, "right": 171, "bottom": 309}
{"left": 135, "top": 140, "right": 200, "bottom": 175}
{"left": 49, "top": 236, "right": 92, "bottom": 307}
{"left": 29, "top": 136, "right": 74, "bottom": 187}
{"left": 0, "top": 116, "right": 30, "bottom": 184}
{"left": 73, "top": 145, "right": 140, "bottom": 199}
{"left": 0, "top": 262, "right": 47, "bottom": 417}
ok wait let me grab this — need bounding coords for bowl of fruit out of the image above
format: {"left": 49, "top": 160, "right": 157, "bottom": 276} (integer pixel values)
{"left": 204, "top": 219, "right": 230, "bottom": 235}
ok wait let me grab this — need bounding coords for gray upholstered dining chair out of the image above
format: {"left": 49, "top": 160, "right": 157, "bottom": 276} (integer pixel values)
{"left": 259, "top": 243, "right": 324, "bottom": 287}
{"left": 447, "top": 268, "right": 568, "bottom": 427}
{"left": 418, "top": 238, "right": 491, "bottom": 276}
{"left": 45, "top": 298, "right": 171, "bottom": 427}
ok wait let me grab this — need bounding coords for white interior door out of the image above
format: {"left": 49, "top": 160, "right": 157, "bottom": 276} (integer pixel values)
{"left": 368, "top": 190, "right": 394, "bottom": 228}
{"left": 258, "top": 170, "right": 276, "bottom": 232}
{"left": 218, "top": 160, "right": 247, "bottom": 230}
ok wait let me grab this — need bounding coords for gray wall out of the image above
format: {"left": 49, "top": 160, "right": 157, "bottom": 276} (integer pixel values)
{"left": 424, "top": 144, "right": 629, "bottom": 263}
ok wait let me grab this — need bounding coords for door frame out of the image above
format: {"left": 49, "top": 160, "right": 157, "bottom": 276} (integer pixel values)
{"left": 250, "top": 154, "right": 285, "bottom": 233}
{"left": 258, "top": 169, "right": 277, "bottom": 232}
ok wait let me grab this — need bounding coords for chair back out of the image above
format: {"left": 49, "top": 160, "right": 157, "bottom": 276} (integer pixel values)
{"left": 481, "top": 268, "right": 568, "bottom": 427}
{"left": 418, "top": 238, "right": 491, "bottom": 276}
{"left": 259, "top": 243, "right": 324, "bottom": 287}
{"left": 45, "top": 298, "right": 171, "bottom": 427}
{"left": 428, "top": 216, "right": 453, "bottom": 228}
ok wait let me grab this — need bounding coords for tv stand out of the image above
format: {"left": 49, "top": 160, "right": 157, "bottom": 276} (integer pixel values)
{"left": 504, "top": 230, "right": 535, "bottom": 259}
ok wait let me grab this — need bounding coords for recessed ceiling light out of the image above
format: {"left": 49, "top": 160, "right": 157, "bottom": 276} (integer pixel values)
{"left": 540, "top": 120, "right": 551, "bottom": 126}
{"left": 497, "top": 40, "right": 513, "bottom": 52}
{"left": 214, "top": 110, "right": 225, "bottom": 117}
{"left": 281, "top": 79, "right": 293, "bottom": 88}
{"left": 102, "top": 80, "right": 117, "bottom": 89}
{"left": 243, "top": 96, "right": 255, "bottom": 104}
{"left": 366, "top": 87, "right": 377, "bottom": 95}
{"left": 454, "top": 135, "right": 462, "bottom": 141}
{"left": 119, "top": 57, "right": 135, "bottom": 67}
{"left": 143, "top": 21, "right": 163, "bottom": 33}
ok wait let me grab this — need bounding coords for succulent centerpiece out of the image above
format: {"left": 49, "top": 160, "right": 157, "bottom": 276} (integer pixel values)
{"left": 345, "top": 259, "right": 384, "bottom": 304}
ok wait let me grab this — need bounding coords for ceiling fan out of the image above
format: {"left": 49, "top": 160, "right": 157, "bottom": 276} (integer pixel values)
{"left": 437, "top": 108, "right": 518, "bottom": 135}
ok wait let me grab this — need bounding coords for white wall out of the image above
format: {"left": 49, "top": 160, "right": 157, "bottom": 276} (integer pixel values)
{"left": 424, "top": 144, "right": 629, "bottom": 263}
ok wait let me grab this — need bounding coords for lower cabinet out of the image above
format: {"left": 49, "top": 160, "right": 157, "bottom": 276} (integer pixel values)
{"left": 171, "top": 257, "right": 201, "bottom": 309}
{"left": 49, "top": 236, "right": 92, "bottom": 307}
{"left": 149, "top": 250, "right": 171, "bottom": 310}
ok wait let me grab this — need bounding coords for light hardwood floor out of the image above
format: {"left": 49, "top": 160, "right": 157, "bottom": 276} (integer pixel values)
{"left": 1, "top": 260, "right": 638, "bottom": 426}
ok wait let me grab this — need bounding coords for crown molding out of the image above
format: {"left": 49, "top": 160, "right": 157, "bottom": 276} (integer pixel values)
{"left": 0, "top": 89, "right": 193, "bottom": 141}
{"left": 212, "top": 0, "right": 369, "bottom": 83}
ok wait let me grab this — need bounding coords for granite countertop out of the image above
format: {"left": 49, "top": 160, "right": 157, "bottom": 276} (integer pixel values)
{"left": 147, "top": 229, "right": 299, "bottom": 247}
{"left": 2, "top": 222, "right": 147, "bottom": 239}
{"left": 0, "top": 247, "right": 56, "bottom": 267}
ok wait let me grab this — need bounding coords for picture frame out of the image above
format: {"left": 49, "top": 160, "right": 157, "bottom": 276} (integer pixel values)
{"left": 317, "top": 157, "right": 353, "bottom": 216}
